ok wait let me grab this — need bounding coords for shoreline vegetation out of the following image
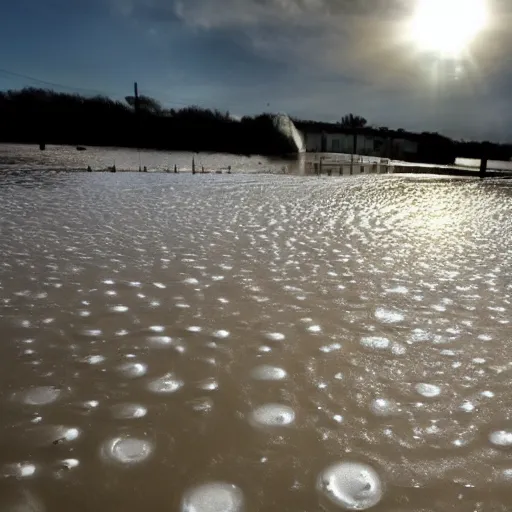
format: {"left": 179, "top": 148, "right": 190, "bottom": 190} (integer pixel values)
{"left": 1, "top": 87, "right": 511, "bottom": 165}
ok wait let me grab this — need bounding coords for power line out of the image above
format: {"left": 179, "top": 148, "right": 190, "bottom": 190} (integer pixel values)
{"left": 0, "top": 68, "right": 122, "bottom": 98}
{"left": 0, "top": 67, "right": 270, "bottom": 115}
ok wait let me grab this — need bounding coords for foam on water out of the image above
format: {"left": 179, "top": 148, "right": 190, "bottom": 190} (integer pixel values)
{"left": 101, "top": 437, "right": 153, "bottom": 465}
{"left": 111, "top": 404, "right": 148, "bottom": 419}
{"left": 317, "top": 462, "right": 383, "bottom": 510}
{"left": 489, "top": 430, "right": 512, "bottom": 447}
{"left": 2, "top": 462, "right": 37, "bottom": 478}
{"left": 250, "top": 365, "right": 287, "bottom": 381}
{"left": 415, "top": 383, "right": 441, "bottom": 398}
{"left": 19, "top": 386, "right": 61, "bottom": 405}
{"left": 147, "top": 373, "right": 184, "bottom": 393}
{"left": 250, "top": 404, "right": 295, "bottom": 427}
{"left": 117, "top": 362, "right": 147, "bottom": 378}
{"left": 181, "top": 482, "right": 244, "bottom": 512}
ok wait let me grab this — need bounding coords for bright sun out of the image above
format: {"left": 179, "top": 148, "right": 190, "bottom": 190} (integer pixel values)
{"left": 409, "top": 0, "right": 488, "bottom": 57}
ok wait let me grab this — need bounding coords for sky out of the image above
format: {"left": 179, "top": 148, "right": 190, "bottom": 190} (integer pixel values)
{"left": 1, "top": 0, "right": 512, "bottom": 142}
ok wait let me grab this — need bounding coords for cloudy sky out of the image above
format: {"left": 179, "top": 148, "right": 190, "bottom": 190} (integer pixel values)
{"left": 2, "top": 0, "right": 511, "bottom": 141}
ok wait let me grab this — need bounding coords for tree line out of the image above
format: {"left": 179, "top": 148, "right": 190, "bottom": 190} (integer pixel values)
{"left": 0, "top": 88, "right": 510, "bottom": 165}
{"left": 0, "top": 88, "right": 299, "bottom": 156}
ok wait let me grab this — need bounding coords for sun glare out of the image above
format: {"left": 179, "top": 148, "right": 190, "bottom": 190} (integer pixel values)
{"left": 410, "top": 0, "right": 488, "bottom": 57}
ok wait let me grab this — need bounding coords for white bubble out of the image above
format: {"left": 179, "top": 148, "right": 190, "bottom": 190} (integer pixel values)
{"left": 317, "top": 462, "right": 383, "bottom": 510}
{"left": 370, "top": 398, "right": 399, "bottom": 417}
{"left": 83, "top": 329, "right": 102, "bottom": 337}
{"left": 101, "top": 437, "right": 153, "bottom": 465}
{"left": 181, "top": 482, "right": 244, "bottom": 512}
{"left": 265, "top": 332, "right": 285, "bottom": 341}
{"left": 184, "top": 278, "right": 199, "bottom": 285}
{"left": 415, "top": 383, "right": 441, "bottom": 398}
{"left": 147, "top": 373, "right": 184, "bottom": 393}
{"left": 460, "top": 401, "right": 475, "bottom": 412}
{"left": 148, "top": 335, "right": 173, "bottom": 347}
{"left": 308, "top": 325, "right": 322, "bottom": 333}
{"left": 375, "top": 308, "right": 404, "bottom": 324}
{"left": 20, "top": 386, "right": 61, "bottom": 406}
{"left": 153, "top": 282, "right": 166, "bottom": 289}
{"left": 117, "top": 362, "right": 147, "bottom": 378}
{"left": 84, "top": 355, "right": 106, "bottom": 365}
{"left": 213, "top": 330, "right": 230, "bottom": 339}
{"left": 489, "top": 430, "right": 512, "bottom": 447}
{"left": 197, "top": 378, "right": 219, "bottom": 391}
{"left": 3, "top": 462, "right": 37, "bottom": 478}
{"left": 250, "top": 365, "right": 287, "bottom": 381}
{"left": 149, "top": 325, "right": 165, "bottom": 332}
{"left": 189, "top": 397, "right": 214, "bottom": 413}
{"left": 187, "top": 326, "right": 202, "bottom": 333}
{"left": 360, "top": 337, "right": 390, "bottom": 350}
{"left": 33, "top": 426, "right": 81, "bottom": 445}
{"left": 250, "top": 404, "right": 295, "bottom": 427}
{"left": 111, "top": 403, "right": 147, "bottom": 419}
{"left": 320, "top": 343, "right": 342, "bottom": 353}
{"left": 110, "top": 305, "right": 129, "bottom": 313}
{"left": 60, "top": 458, "right": 80, "bottom": 470}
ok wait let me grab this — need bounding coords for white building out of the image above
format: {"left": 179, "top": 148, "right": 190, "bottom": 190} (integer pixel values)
{"left": 302, "top": 130, "right": 418, "bottom": 160}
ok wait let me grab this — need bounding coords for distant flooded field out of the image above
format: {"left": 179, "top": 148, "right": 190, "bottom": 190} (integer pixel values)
{"left": 0, "top": 143, "right": 301, "bottom": 174}
{"left": 1, "top": 152, "right": 512, "bottom": 511}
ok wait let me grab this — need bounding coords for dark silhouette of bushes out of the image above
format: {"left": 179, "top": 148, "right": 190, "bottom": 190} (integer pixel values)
{"left": 0, "top": 88, "right": 298, "bottom": 156}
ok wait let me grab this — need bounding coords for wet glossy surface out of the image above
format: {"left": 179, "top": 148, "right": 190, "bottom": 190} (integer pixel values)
{"left": 1, "top": 166, "right": 512, "bottom": 511}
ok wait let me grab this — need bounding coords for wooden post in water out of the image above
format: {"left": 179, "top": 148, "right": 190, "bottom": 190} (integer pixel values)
{"left": 174, "top": 164, "right": 177, "bottom": 173}
{"left": 479, "top": 157, "right": 488, "bottom": 179}
{"left": 192, "top": 157, "right": 196, "bottom": 174}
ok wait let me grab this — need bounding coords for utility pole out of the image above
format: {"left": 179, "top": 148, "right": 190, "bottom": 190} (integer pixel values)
{"left": 134, "top": 82, "right": 142, "bottom": 171}
{"left": 134, "top": 82, "right": 140, "bottom": 115}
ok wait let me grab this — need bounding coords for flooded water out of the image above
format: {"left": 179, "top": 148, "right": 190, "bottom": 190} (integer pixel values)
{"left": 1, "top": 157, "right": 512, "bottom": 511}
{"left": 0, "top": 143, "right": 299, "bottom": 174}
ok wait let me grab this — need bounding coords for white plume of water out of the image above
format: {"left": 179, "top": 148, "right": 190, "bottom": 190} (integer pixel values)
{"left": 272, "top": 114, "right": 305, "bottom": 153}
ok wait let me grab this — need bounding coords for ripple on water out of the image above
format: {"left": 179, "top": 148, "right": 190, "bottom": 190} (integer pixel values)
{"left": 101, "top": 437, "right": 153, "bottom": 465}
{"left": 250, "top": 365, "right": 287, "bottom": 381}
{"left": 317, "top": 462, "right": 383, "bottom": 510}
{"left": 147, "top": 373, "right": 184, "bottom": 393}
{"left": 111, "top": 403, "right": 147, "bottom": 419}
{"left": 117, "top": 362, "right": 147, "bottom": 378}
{"left": 250, "top": 404, "right": 295, "bottom": 427}
{"left": 415, "top": 383, "right": 441, "bottom": 398}
{"left": 489, "top": 430, "right": 512, "bottom": 447}
{"left": 19, "top": 386, "right": 61, "bottom": 405}
{"left": 181, "top": 482, "right": 244, "bottom": 512}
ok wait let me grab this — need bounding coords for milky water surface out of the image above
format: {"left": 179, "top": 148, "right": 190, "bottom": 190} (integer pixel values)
{"left": 1, "top": 170, "right": 512, "bottom": 511}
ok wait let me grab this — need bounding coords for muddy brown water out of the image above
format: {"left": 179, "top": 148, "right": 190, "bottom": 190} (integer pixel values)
{"left": 1, "top": 155, "right": 512, "bottom": 511}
